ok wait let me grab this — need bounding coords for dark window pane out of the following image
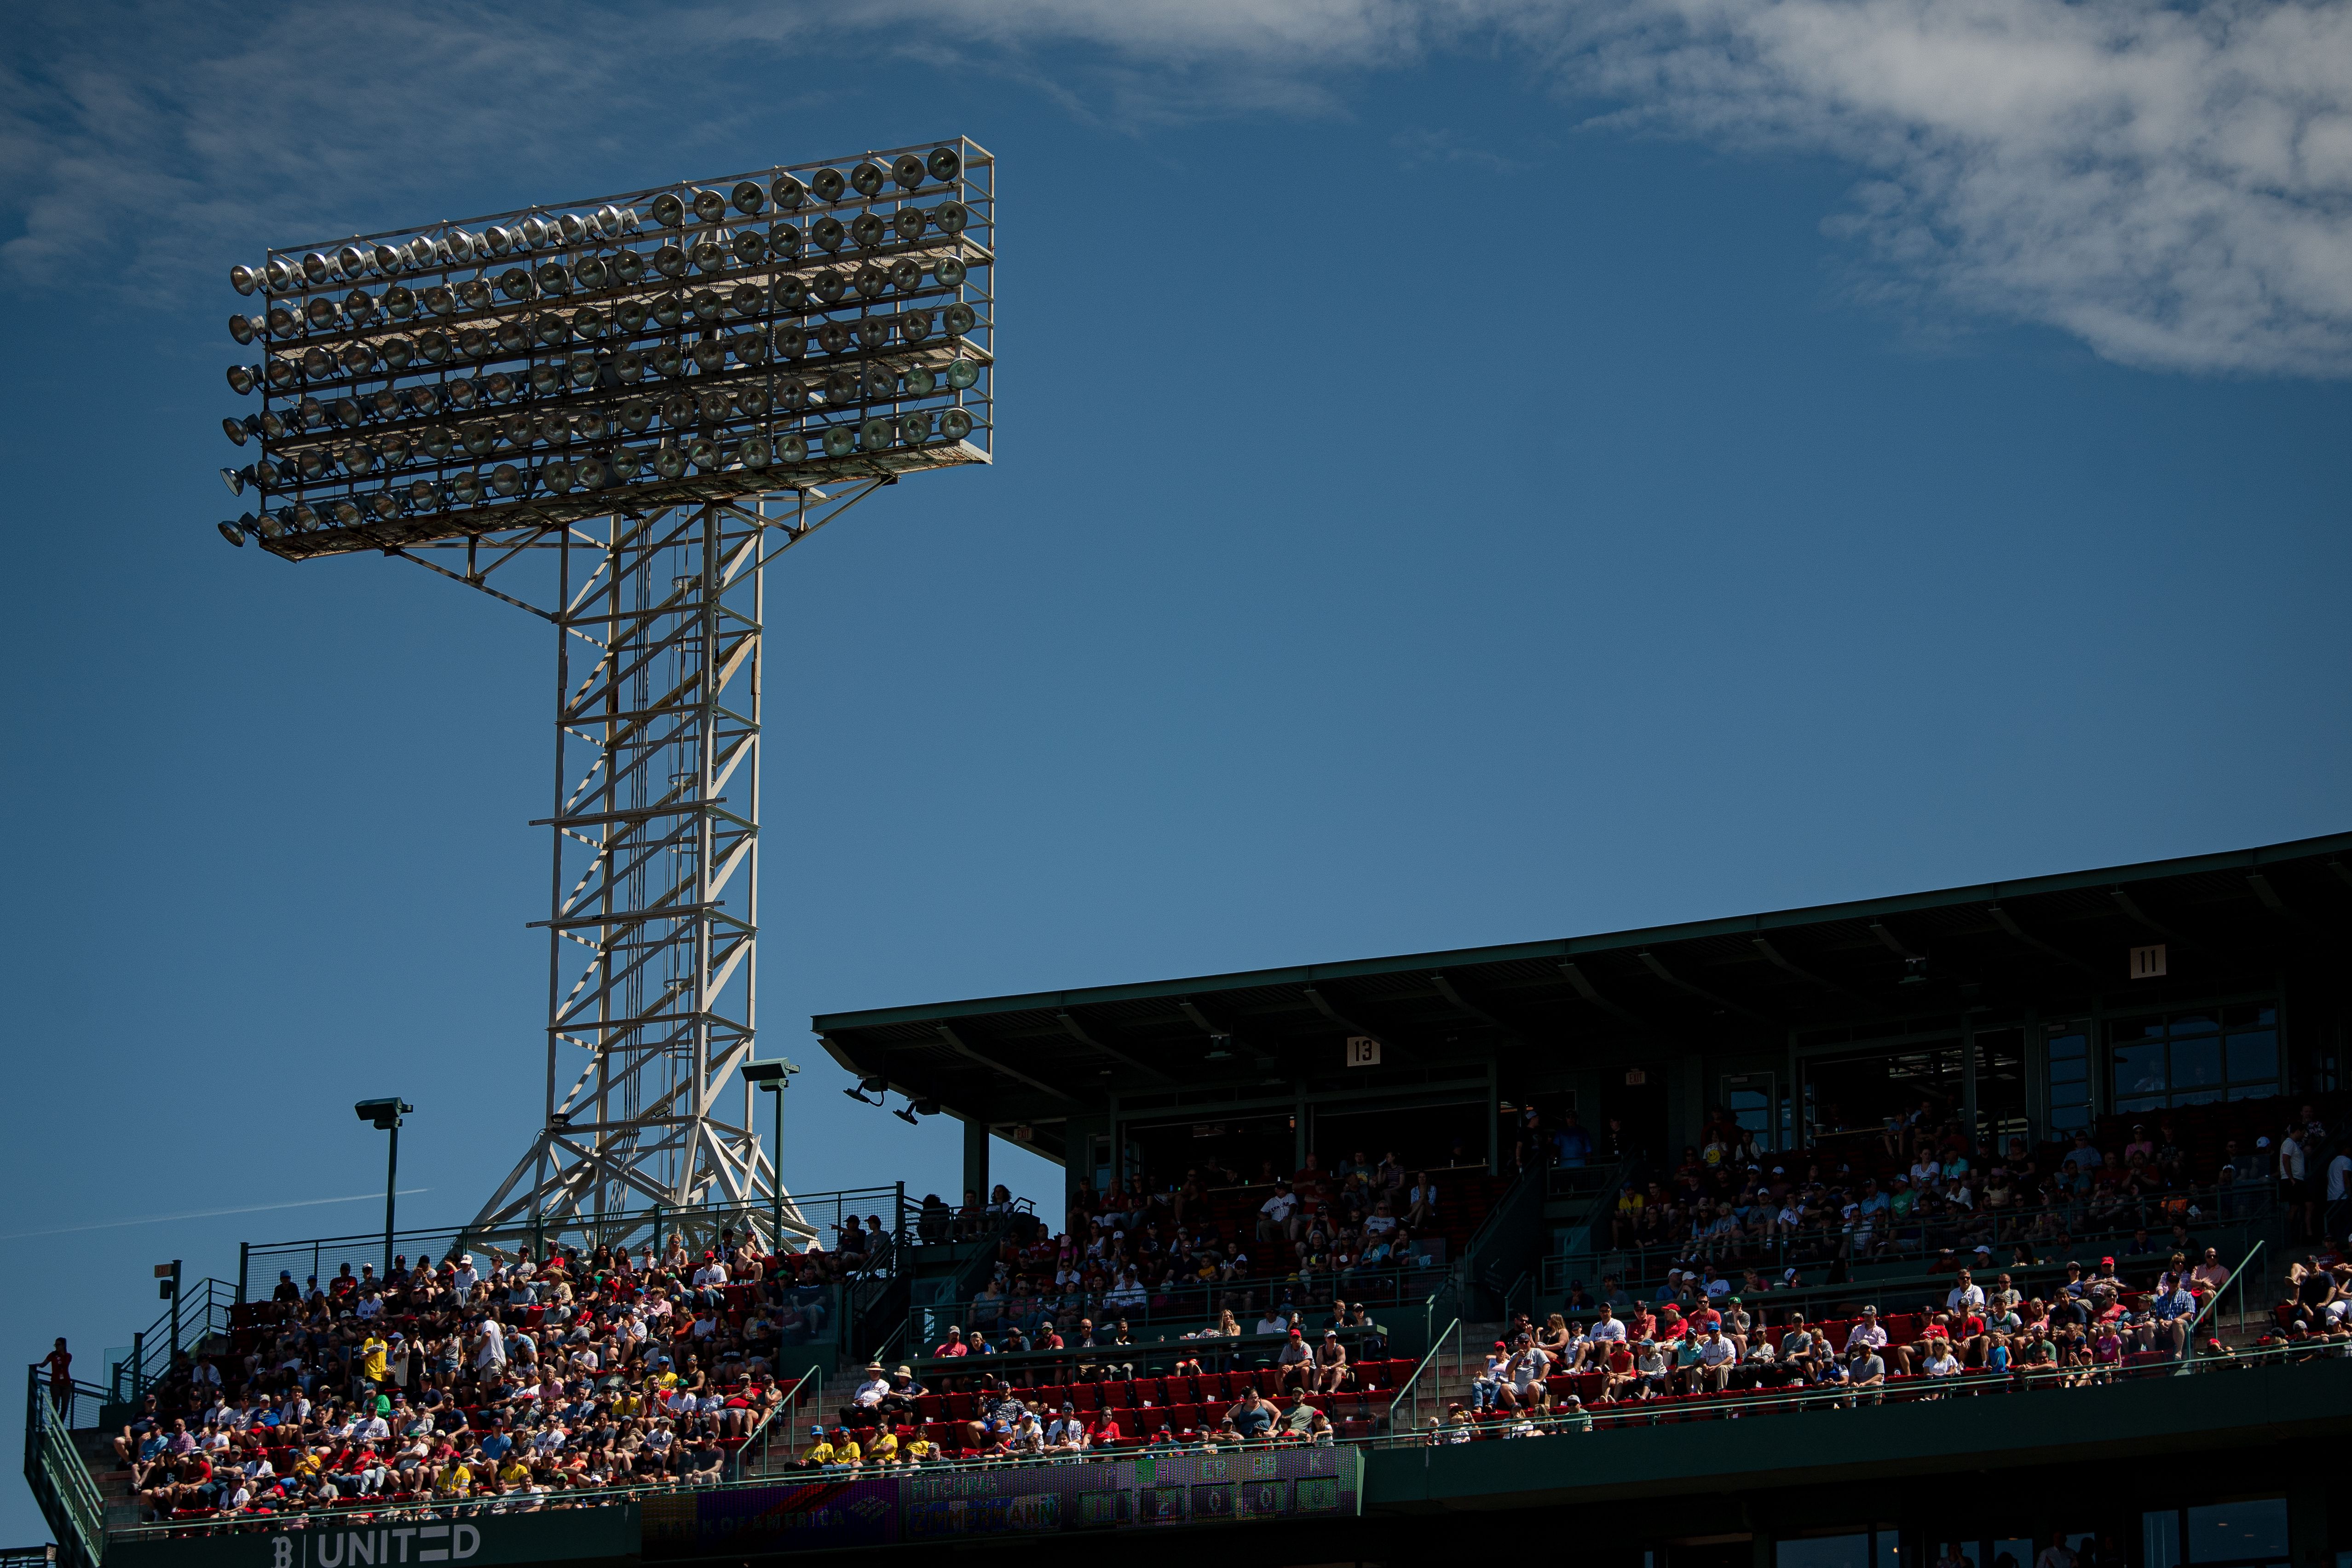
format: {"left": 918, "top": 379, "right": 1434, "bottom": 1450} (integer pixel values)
{"left": 2222, "top": 1003, "right": 2277, "bottom": 1030}
{"left": 2169, "top": 1012, "right": 2219, "bottom": 1038}
{"left": 2051, "top": 1103, "right": 2092, "bottom": 1130}
{"left": 2108, "top": 1018, "right": 2163, "bottom": 1047}
{"left": 2114, "top": 1041, "right": 2168, "bottom": 1098}
{"left": 2187, "top": 1500, "right": 2286, "bottom": 1562}
{"left": 2145, "top": 1513, "right": 2182, "bottom": 1568}
{"left": 2226, "top": 1083, "right": 2277, "bottom": 1102}
{"left": 2051, "top": 1058, "right": 2089, "bottom": 1086}
{"left": 2226, "top": 1032, "right": 2278, "bottom": 1084}
{"left": 2049, "top": 1031, "right": 2088, "bottom": 1059}
{"left": 2172, "top": 1035, "right": 2223, "bottom": 1090}
{"left": 2118, "top": 1095, "right": 2166, "bottom": 1116}
{"left": 1778, "top": 1538, "right": 1872, "bottom": 1568}
{"left": 2171, "top": 1088, "right": 2223, "bottom": 1107}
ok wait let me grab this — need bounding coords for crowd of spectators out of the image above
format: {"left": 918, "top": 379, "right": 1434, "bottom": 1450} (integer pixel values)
{"left": 97, "top": 1229, "right": 856, "bottom": 1522}
{"left": 75, "top": 1095, "right": 2351, "bottom": 1525}
{"left": 1034, "top": 1150, "right": 1495, "bottom": 1329}
{"left": 1572, "top": 1098, "right": 2342, "bottom": 1292}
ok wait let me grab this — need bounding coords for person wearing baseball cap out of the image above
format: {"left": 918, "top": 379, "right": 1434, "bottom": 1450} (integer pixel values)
{"left": 1274, "top": 1326, "right": 1314, "bottom": 1393}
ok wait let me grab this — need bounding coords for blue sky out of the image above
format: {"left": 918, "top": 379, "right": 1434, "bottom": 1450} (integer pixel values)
{"left": 2, "top": 0, "right": 2350, "bottom": 1539}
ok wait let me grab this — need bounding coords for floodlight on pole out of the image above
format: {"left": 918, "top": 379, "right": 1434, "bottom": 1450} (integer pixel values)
{"left": 354, "top": 1098, "right": 412, "bottom": 1280}
{"left": 742, "top": 1059, "right": 799, "bottom": 1246}
{"left": 215, "top": 142, "right": 993, "bottom": 1258}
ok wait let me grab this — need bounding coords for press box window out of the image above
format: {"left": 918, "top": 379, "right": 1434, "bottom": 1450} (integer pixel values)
{"left": 1776, "top": 1528, "right": 1901, "bottom": 1568}
{"left": 2144, "top": 1499, "right": 2289, "bottom": 1568}
{"left": 2110, "top": 1006, "right": 2279, "bottom": 1114}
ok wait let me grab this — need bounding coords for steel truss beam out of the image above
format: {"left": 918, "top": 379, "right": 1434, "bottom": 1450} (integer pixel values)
{"left": 380, "top": 481, "right": 890, "bottom": 1252}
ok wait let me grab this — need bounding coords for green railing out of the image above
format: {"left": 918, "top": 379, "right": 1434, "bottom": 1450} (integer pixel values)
{"left": 23, "top": 1371, "right": 104, "bottom": 1568}
{"left": 921, "top": 1262, "right": 1445, "bottom": 1354}
{"left": 1542, "top": 1187, "right": 2280, "bottom": 1301}
{"left": 903, "top": 1325, "right": 1395, "bottom": 1386}
{"left": 237, "top": 1186, "right": 906, "bottom": 1300}
{"left": 2181, "top": 1239, "right": 2263, "bottom": 1362}
{"left": 732, "top": 1362, "right": 825, "bottom": 1479}
{"left": 1452, "top": 1163, "right": 1546, "bottom": 1319}
{"left": 107, "top": 1279, "right": 236, "bottom": 1407}
{"left": 1385, "top": 1315, "right": 1464, "bottom": 1438}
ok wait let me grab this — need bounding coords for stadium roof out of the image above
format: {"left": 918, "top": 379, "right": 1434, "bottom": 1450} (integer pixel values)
{"left": 811, "top": 830, "right": 2352, "bottom": 1160}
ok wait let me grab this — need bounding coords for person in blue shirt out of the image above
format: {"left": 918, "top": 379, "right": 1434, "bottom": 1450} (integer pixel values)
{"left": 2145, "top": 1284, "right": 2197, "bottom": 1358}
{"left": 1553, "top": 1115, "right": 1595, "bottom": 1169}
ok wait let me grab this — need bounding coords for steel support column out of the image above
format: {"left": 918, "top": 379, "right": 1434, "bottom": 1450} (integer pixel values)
{"left": 470, "top": 501, "right": 772, "bottom": 1240}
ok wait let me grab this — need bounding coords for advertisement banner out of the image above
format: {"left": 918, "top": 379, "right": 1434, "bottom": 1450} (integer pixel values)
{"left": 641, "top": 1445, "right": 1361, "bottom": 1556}
{"left": 107, "top": 1506, "right": 640, "bottom": 1568}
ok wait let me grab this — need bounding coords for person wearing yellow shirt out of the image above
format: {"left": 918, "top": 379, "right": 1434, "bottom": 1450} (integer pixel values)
{"left": 360, "top": 1334, "right": 389, "bottom": 1387}
{"left": 804, "top": 1428, "right": 837, "bottom": 1472}
{"left": 835, "top": 1435, "right": 863, "bottom": 1472}
{"left": 433, "top": 1458, "right": 473, "bottom": 1498}
{"left": 868, "top": 1429, "right": 898, "bottom": 1468}
{"left": 902, "top": 1434, "right": 933, "bottom": 1467}
{"left": 496, "top": 1457, "right": 532, "bottom": 1493}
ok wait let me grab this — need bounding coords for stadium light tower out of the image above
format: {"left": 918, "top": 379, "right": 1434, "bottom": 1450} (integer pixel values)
{"left": 215, "top": 142, "right": 995, "bottom": 1251}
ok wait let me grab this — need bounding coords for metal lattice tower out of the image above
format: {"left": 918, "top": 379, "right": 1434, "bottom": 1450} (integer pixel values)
{"left": 460, "top": 488, "right": 888, "bottom": 1245}
{"left": 205, "top": 142, "right": 994, "bottom": 1252}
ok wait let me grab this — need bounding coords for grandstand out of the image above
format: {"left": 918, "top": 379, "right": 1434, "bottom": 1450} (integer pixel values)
{"left": 24, "top": 831, "right": 2352, "bottom": 1568}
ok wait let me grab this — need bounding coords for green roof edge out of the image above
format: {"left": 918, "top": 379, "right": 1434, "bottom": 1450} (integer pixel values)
{"left": 809, "top": 829, "right": 2352, "bottom": 1035}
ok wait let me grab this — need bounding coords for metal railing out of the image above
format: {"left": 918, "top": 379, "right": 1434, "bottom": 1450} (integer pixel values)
{"left": 1457, "top": 1164, "right": 1546, "bottom": 1315}
{"left": 2182, "top": 1239, "right": 2263, "bottom": 1359}
{"left": 732, "top": 1362, "right": 825, "bottom": 1478}
{"left": 1385, "top": 1316, "right": 1463, "bottom": 1438}
{"left": 911, "top": 1252, "right": 1437, "bottom": 1350}
{"left": 1545, "top": 1183, "right": 2280, "bottom": 1301}
{"left": 902, "top": 1325, "right": 1397, "bottom": 1388}
{"left": 110, "top": 1280, "right": 236, "bottom": 1405}
{"left": 1389, "top": 1336, "right": 2334, "bottom": 1443}
{"left": 237, "top": 1185, "right": 909, "bottom": 1300}
{"left": 23, "top": 1372, "right": 104, "bottom": 1568}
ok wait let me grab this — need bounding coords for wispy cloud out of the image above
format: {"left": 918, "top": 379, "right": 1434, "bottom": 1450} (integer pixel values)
{"left": 6, "top": 0, "right": 2350, "bottom": 376}
{"left": 0, "top": 1188, "right": 430, "bottom": 1242}
{"left": 1545, "top": 0, "right": 2352, "bottom": 376}
{"left": 1393, "top": 127, "right": 1532, "bottom": 175}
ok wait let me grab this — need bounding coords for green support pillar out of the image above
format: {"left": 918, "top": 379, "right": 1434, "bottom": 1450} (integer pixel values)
{"left": 962, "top": 1117, "right": 991, "bottom": 1207}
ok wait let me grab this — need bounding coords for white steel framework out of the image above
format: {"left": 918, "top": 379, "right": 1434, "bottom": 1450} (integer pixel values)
{"left": 434, "top": 485, "right": 890, "bottom": 1246}
{"left": 208, "top": 140, "right": 994, "bottom": 1252}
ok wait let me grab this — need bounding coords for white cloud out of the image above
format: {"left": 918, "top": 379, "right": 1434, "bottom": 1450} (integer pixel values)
{"left": 1546, "top": 0, "right": 2352, "bottom": 375}
{"left": 6, "top": 0, "right": 2350, "bottom": 376}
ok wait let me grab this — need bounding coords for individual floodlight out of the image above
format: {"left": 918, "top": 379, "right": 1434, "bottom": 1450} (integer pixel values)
{"left": 217, "top": 520, "right": 245, "bottom": 546}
